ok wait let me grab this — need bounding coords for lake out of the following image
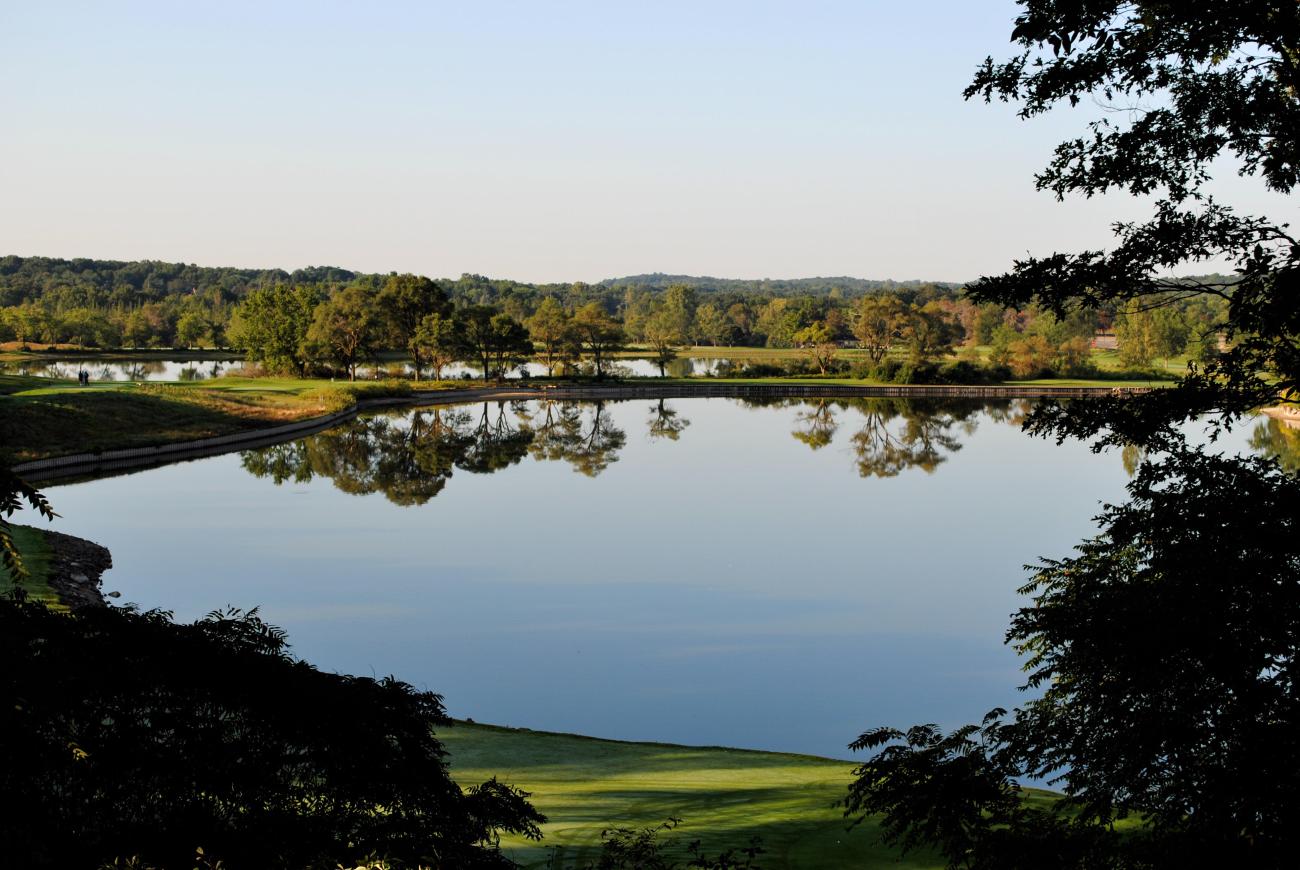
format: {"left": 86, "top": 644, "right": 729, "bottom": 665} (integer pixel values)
{"left": 1, "top": 358, "right": 240, "bottom": 382}
{"left": 2, "top": 355, "right": 735, "bottom": 381}
{"left": 34, "top": 396, "right": 1258, "bottom": 759}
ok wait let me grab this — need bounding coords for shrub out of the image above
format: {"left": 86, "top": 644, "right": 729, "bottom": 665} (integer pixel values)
{"left": 0, "top": 599, "right": 543, "bottom": 868}
{"left": 933, "top": 361, "right": 1007, "bottom": 385}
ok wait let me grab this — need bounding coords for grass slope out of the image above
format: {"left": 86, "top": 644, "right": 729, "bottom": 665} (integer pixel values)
{"left": 0, "top": 376, "right": 465, "bottom": 463}
{"left": 0, "top": 524, "right": 58, "bottom": 605}
{"left": 1, "top": 355, "right": 1171, "bottom": 464}
{"left": 441, "top": 722, "right": 941, "bottom": 869}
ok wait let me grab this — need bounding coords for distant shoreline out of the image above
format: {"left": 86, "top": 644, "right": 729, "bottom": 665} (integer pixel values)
{"left": 14, "top": 381, "right": 1144, "bottom": 483}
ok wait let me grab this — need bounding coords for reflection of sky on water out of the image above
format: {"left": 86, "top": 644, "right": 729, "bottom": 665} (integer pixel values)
{"left": 359, "top": 356, "right": 732, "bottom": 379}
{"left": 35, "top": 398, "right": 1254, "bottom": 758}
{"left": 0, "top": 359, "right": 235, "bottom": 381}
{"left": 2, "top": 356, "right": 732, "bottom": 381}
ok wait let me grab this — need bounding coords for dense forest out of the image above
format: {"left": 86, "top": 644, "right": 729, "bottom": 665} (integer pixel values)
{"left": 598, "top": 272, "right": 963, "bottom": 296}
{"left": 0, "top": 255, "right": 1230, "bottom": 384}
{"left": 0, "top": 256, "right": 986, "bottom": 353}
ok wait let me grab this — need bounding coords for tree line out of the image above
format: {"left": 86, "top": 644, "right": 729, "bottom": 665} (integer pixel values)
{"left": 843, "top": 3, "right": 1300, "bottom": 868}
{"left": 2, "top": 256, "right": 1232, "bottom": 385}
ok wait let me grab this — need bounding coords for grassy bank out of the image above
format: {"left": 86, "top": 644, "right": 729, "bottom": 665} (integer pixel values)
{"left": 2, "top": 367, "right": 1171, "bottom": 465}
{"left": 0, "top": 376, "right": 470, "bottom": 463}
{"left": 0, "top": 524, "right": 58, "bottom": 605}
{"left": 442, "top": 722, "right": 944, "bottom": 869}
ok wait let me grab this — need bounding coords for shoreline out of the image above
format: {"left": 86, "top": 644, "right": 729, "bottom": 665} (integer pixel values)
{"left": 42, "top": 528, "right": 113, "bottom": 608}
{"left": 14, "top": 380, "right": 1145, "bottom": 483}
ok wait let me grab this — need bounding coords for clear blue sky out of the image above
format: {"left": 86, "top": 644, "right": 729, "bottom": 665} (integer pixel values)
{"left": 1, "top": 1, "right": 1288, "bottom": 283}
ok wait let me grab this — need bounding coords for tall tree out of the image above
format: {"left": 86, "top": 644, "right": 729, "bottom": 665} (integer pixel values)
{"left": 228, "top": 285, "right": 323, "bottom": 375}
{"left": 174, "top": 311, "right": 208, "bottom": 349}
{"left": 693, "top": 302, "right": 731, "bottom": 347}
{"left": 900, "top": 302, "right": 959, "bottom": 365}
{"left": 379, "top": 274, "right": 450, "bottom": 381}
{"left": 793, "top": 321, "right": 838, "bottom": 375}
{"left": 571, "top": 302, "right": 625, "bottom": 378}
{"left": 663, "top": 283, "right": 699, "bottom": 344}
{"left": 853, "top": 296, "right": 906, "bottom": 365}
{"left": 411, "top": 312, "right": 463, "bottom": 381}
{"left": 961, "top": 0, "right": 1300, "bottom": 446}
{"left": 642, "top": 309, "right": 683, "bottom": 377}
{"left": 848, "top": 4, "right": 1300, "bottom": 867}
{"left": 525, "top": 297, "right": 573, "bottom": 376}
{"left": 303, "top": 285, "right": 381, "bottom": 381}
{"left": 457, "top": 306, "right": 532, "bottom": 381}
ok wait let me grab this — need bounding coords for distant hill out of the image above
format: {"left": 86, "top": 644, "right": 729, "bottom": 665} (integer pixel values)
{"left": 0, "top": 255, "right": 966, "bottom": 308}
{"left": 600, "top": 272, "right": 965, "bottom": 296}
{"left": 0, "top": 255, "right": 357, "bottom": 308}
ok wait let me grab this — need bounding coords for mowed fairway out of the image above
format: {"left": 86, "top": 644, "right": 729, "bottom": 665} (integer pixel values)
{"left": 441, "top": 722, "right": 941, "bottom": 869}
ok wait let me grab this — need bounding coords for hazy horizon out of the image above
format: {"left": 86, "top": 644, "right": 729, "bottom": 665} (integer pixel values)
{"left": 3, "top": 1, "right": 1291, "bottom": 283}
{"left": 1, "top": 251, "right": 974, "bottom": 287}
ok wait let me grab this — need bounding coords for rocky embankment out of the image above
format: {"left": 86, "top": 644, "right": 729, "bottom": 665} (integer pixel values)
{"left": 45, "top": 530, "right": 113, "bottom": 608}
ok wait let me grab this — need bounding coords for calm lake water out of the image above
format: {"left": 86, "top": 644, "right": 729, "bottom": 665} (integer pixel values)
{"left": 35, "top": 397, "right": 1257, "bottom": 758}
{"left": 363, "top": 356, "right": 734, "bottom": 379}
{"left": 1, "top": 358, "right": 239, "bottom": 381}
{"left": 2, "top": 356, "right": 733, "bottom": 381}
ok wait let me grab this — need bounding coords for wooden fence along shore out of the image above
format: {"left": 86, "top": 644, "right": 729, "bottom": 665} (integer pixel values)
{"left": 14, "top": 382, "right": 1150, "bottom": 482}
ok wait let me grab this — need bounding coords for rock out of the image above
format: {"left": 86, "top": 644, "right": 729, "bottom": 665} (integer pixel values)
{"left": 107, "top": 591, "right": 121, "bottom": 598}
{"left": 42, "top": 530, "right": 113, "bottom": 609}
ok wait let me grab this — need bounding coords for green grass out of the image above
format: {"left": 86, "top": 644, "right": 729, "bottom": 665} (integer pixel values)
{"left": 0, "top": 377, "right": 476, "bottom": 463}
{"left": 0, "top": 355, "right": 1171, "bottom": 465}
{"left": 0, "top": 523, "right": 60, "bottom": 605}
{"left": 1, "top": 384, "right": 327, "bottom": 462}
{"left": 442, "top": 722, "right": 945, "bottom": 869}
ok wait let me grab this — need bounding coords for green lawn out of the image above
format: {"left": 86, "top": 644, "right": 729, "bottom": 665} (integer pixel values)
{"left": 0, "top": 523, "right": 59, "bottom": 605}
{"left": 0, "top": 377, "right": 471, "bottom": 463}
{"left": 442, "top": 722, "right": 944, "bottom": 869}
{"left": 0, "top": 358, "right": 1171, "bottom": 464}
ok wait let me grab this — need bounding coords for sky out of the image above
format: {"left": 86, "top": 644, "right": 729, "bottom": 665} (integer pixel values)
{"left": 1, "top": 1, "right": 1293, "bottom": 284}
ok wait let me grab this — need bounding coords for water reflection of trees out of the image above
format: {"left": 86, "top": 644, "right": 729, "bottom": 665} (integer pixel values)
{"left": 518, "top": 400, "right": 627, "bottom": 477}
{"left": 1250, "top": 417, "right": 1300, "bottom": 473}
{"left": 847, "top": 399, "right": 983, "bottom": 477}
{"left": 241, "top": 400, "right": 631, "bottom": 504}
{"left": 742, "top": 397, "right": 1007, "bottom": 477}
{"left": 239, "top": 397, "right": 1040, "bottom": 504}
{"left": 792, "top": 401, "right": 838, "bottom": 450}
{"left": 647, "top": 398, "right": 690, "bottom": 442}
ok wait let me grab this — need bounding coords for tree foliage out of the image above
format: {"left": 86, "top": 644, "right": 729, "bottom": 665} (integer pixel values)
{"left": 571, "top": 303, "right": 626, "bottom": 378}
{"left": 849, "top": 450, "right": 1300, "bottom": 868}
{"left": 380, "top": 274, "right": 452, "bottom": 381}
{"left": 849, "top": 5, "right": 1300, "bottom": 867}
{"left": 963, "top": 0, "right": 1300, "bottom": 443}
{"left": 0, "top": 599, "right": 543, "bottom": 868}
{"left": 228, "top": 284, "right": 323, "bottom": 375}
{"left": 0, "top": 468, "right": 56, "bottom": 584}
{"left": 457, "top": 306, "right": 533, "bottom": 380}
{"left": 303, "top": 284, "right": 381, "bottom": 380}
{"left": 853, "top": 296, "right": 906, "bottom": 364}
